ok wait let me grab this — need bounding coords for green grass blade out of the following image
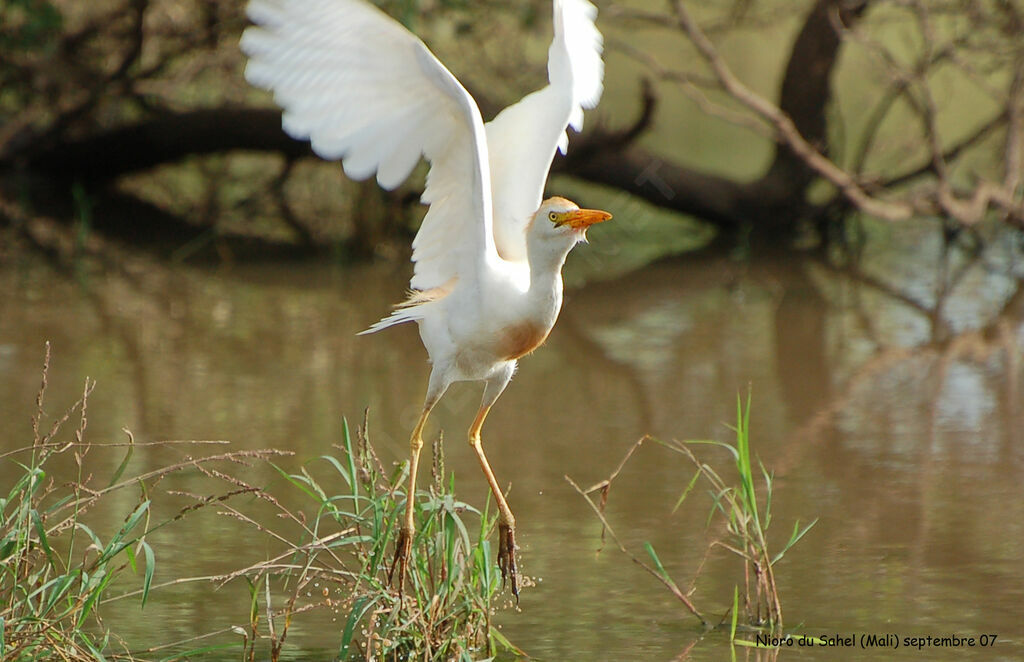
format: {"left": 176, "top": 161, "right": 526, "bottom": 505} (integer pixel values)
{"left": 39, "top": 574, "right": 76, "bottom": 617}
{"left": 2, "top": 389, "right": 517, "bottom": 659}
{"left": 730, "top": 584, "right": 739, "bottom": 642}
{"left": 342, "top": 417, "right": 359, "bottom": 501}
{"left": 339, "top": 594, "right": 380, "bottom": 658}
{"left": 139, "top": 539, "right": 155, "bottom": 608}
{"left": 489, "top": 625, "right": 524, "bottom": 656}
{"left": 31, "top": 508, "right": 53, "bottom": 559}
{"left": 75, "top": 521, "right": 103, "bottom": 549}
{"left": 79, "top": 630, "right": 109, "bottom": 662}
{"left": 734, "top": 393, "right": 760, "bottom": 529}
{"left": 245, "top": 576, "right": 260, "bottom": 629}
{"left": 760, "top": 459, "right": 774, "bottom": 528}
{"left": 318, "top": 454, "right": 354, "bottom": 490}
{"left": 771, "top": 517, "right": 819, "bottom": 565}
{"left": 79, "top": 570, "right": 114, "bottom": 622}
{"left": 442, "top": 499, "right": 472, "bottom": 551}
{"left": 99, "top": 504, "right": 149, "bottom": 565}
{"left": 112, "top": 500, "right": 150, "bottom": 547}
{"left": 125, "top": 542, "right": 138, "bottom": 574}
{"left": 325, "top": 534, "right": 376, "bottom": 548}
{"left": 42, "top": 491, "right": 75, "bottom": 515}
{"left": 106, "top": 438, "right": 134, "bottom": 488}
{"left": 671, "top": 470, "right": 702, "bottom": 514}
{"left": 644, "top": 542, "right": 672, "bottom": 583}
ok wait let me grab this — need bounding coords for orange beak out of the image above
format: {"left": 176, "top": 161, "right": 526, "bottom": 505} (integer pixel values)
{"left": 562, "top": 208, "right": 613, "bottom": 230}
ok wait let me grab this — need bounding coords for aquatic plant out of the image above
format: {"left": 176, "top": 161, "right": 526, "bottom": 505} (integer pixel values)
{"left": 1, "top": 344, "right": 518, "bottom": 661}
{"left": 0, "top": 343, "right": 156, "bottom": 660}
{"left": 569, "top": 392, "right": 816, "bottom": 639}
{"left": 247, "top": 415, "right": 520, "bottom": 661}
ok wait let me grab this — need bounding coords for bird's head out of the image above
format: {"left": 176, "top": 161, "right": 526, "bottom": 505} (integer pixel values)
{"left": 531, "top": 196, "right": 612, "bottom": 247}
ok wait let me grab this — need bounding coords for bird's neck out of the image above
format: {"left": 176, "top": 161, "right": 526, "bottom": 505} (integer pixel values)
{"left": 524, "top": 236, "right": 573, "bottom": 311}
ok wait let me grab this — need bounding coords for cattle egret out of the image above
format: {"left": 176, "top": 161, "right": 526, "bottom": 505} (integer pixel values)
{"left": 241, "top": 0, "right": 609, "bottom": 598}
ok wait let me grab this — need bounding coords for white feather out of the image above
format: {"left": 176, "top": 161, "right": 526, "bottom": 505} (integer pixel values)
{"left": 241, "top": 0, "right": 496, "bottom": 293}
{"left": 487, "top": 0, "right": 604, "bottom": 263}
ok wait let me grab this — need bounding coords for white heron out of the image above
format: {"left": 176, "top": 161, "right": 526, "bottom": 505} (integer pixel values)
{"left": 241, "top": 0, "right": 610, "bottom": 597}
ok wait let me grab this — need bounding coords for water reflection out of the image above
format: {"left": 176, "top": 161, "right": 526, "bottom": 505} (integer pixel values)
{"left": 1, "top": 224, "right": 1023, "bottom": 659}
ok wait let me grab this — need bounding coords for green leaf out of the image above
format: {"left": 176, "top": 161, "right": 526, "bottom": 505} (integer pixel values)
{"left": 489, "top": 625, "right": 520, "bottom": 655}
{"left": 730, "top": 584, "right": 739, "bottom": 642}
{"left": 122, "top": 500, "right": 150, "bottom": 535}
{"left": 246, "top": 576, "right": 260, "bottom": 625}
{"left": 339, "top": 594, "right": 380, "bottom": 658}
{"left": 442, "top": 499, "right": 472, "bottom": 551}
{"left": 75, "top": 522, "right": 103, "bottom": 549}
{"left": 325, "top": 534, "right": 375, "bottom": 548}
{"left": 36, "top": 574, "right": 74, "bottom": 617}
{"left": 318, "top": 454, "right": 353, "bottom": 489}
{"left": 139, "top": 539, "right": 155, "bottom": 608}
{"left": 125, "top": 543, "right": 138, "bottom": 573}
{"left": 31, "top": 508, "right": 52, "bottom": 559}
{"left": 342, "top": 417, "right": 360, "bottom": 501}
{"left": 78, "top": 630, "right": 109, "bottom": 662}
{"left": 79, "top": 569, "right": 114, "bottom": 622}
{"left": 733, "top": 392, "right": 760, "bottom": 529}
{"left": 42, "top": 491, "right": 74, "bottom": 515}
{"left": 760, "top": 459, "right": 774, "bottom": 528}
{"left": 100, "top": 500, "right": 150, "bottom": 562}
{"left": 671, "top": 470, "right": 702, "bottom": 514}
{"left": 107, "top": 436, "right": 134, "bottom": 488}
{"left": 772, "top": 517, "right": 818, "bottom": 565}
{"left": 644, "top": 542, "right": 671, "bottom": 582}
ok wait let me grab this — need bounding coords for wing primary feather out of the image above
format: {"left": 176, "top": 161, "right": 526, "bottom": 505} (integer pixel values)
{"left": 242, "top": 0, "right": 499, "bottom": 294}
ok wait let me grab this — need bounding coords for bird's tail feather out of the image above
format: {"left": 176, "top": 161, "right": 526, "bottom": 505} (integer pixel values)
{"left": 357, "top": 278, "right": 456, "bottom": 335}
{"left": 356, "top": 307, "right": 422, "bottom": 335}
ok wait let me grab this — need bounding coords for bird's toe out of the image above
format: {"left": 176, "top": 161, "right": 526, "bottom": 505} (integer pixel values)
{"left": 498, "top": 523, "right": 519, "bottom": 601}
{"left": 389, "top": 526, "right": 414, "bottom": 594}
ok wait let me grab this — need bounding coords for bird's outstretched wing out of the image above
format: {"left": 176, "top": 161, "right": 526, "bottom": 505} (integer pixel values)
{"left": 486, "top": 0, "right": 604, "bottom": 262}
{"left": 242, "top": 0, "right": 497, "bottom": 291}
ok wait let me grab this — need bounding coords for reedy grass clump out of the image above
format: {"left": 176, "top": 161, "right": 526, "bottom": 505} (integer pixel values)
{"left": 678, "top": 393, "right": 817, "bottom": 638}
{"left": 257, "top": 417, "right": 520, "bottom": 661}
{"left": 0, "top": 345, "right": 155, "bottom": 660}
{"left": 0, "top": 345, "right": 291, "bottom": 660}
{"left": 570, "top": 392, "right": 816, "bottom": 641}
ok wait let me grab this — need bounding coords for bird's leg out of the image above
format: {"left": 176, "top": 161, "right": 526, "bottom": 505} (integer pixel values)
{"left": 389, "top": 406, "right": 431, "bottom": 595}
{"left": 468, "top": 404, "right": 519, "bottom": 600}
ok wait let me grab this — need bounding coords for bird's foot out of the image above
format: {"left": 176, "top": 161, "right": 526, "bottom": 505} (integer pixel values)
{"left": 388, "top": 526, "right": 413, "bottom": 596}
{"left": 497, "top": 522, "right": 519, "bottom": 602}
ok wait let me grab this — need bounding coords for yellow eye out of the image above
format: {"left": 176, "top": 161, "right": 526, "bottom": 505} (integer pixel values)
{"left": 548, "top": 211, "right": 558, "bottom": 222}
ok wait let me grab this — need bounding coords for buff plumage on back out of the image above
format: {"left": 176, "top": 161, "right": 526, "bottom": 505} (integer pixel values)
{"left": 241, "top": 0, "right": 497, "bottom": 294}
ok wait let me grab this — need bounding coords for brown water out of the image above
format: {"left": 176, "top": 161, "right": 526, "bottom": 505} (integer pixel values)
{"left": 2, "top": 221, "right": 1023, "bottom": 660}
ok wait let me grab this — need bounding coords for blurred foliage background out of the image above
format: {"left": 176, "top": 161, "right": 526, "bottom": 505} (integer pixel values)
{"left": 2, "top": 0, "right": 1021, "bottom": 264}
